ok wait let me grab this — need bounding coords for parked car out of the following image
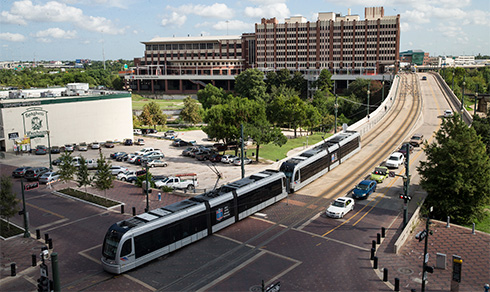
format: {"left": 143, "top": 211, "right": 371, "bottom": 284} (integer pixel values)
{"left": 143, "top": 152, "right": 165, "bottom": 160}
{"left": 370, "top": 166, "right": 389, "bottom": 183}
{"left": 52, "top": 158, "right": 62, "bottom": 166}
{"left": 135, "top": 138, "right": 145, "bottom": 146}
{"left": 24, "top": 167, "right": 50, "bottom": 181}
{"left": 221, "top": 154, "right": 237, "bottom": 164}
{"left": 110, "top": 152, "right": 126, "bottom": 159}
{"left": 195, "top": 149, "right": 214, "bottom": 161}
{"left": 109, "top": 166, "right": 129, "bottom": 175}
{"left": 209, "top": 153, "right": 223, "bottom": 163}
{"left": 409, "top": 134, "right": 424, "bottom": 147}
{"left": 39, "top": 171, "right": 60, "bottom": 184}
{"left": 64, "top": 144, "right": 74, "bottom": 152}
{"left": 352, "top": 180, "right": 377, "bottom": 199}
{"left": 190, "top": 147, "right": 209, "bottom": 158}
{"left": 117, "top": 153, "right": 133, "bottom": 162}
{"left": 233, "top": 157, "right": 252, "bottom": 165}
{"left": 326, "top": 197, "right": 355, "bottom": 218}
{"left": 213, "top": 143, "right": 228, "bottom": 152}
{"left": 128, "top": 155, "right": 141, "bottom": 164}
{"left": 172, "top": 139, "right": 191, "bottom": 147}
{"left": 385, "top": 152, "right": 405, "bottom": 168}
{"left": 35, "top": 145, "right": 48, "bottom": 155}
{"left": 443, "top": 109, "right": 453, "bottom": 117}
{"left": 123, "top": 139, "right": 133, "bottom": 146}
{"left": 12, "top": 166, "right": 32, "bottom": 178}
{"left": 50, "top": 146, "right": 61, "bottom": 154}
{"left": 182, "top": 147, "right": 197, "bottom": 156}
{"left": 397, "top": 143, "right": 414, "bottom": 157}
{"left": 117, "top": 170, "right": 138, "bottom": 181}
{"left": 91, "top": 142, "right": 100, "bottom": 149}
{"left": 78, "top": 142, "right": 88, "bottom": 151}
{"left": 104, "top": 141, "right": 115, "bottom": 148}
{"left": 145, "top": 159, "right": 168, "bottom": 168}
{"left": 164, "top": 130, "right": 177, "bottom": 137}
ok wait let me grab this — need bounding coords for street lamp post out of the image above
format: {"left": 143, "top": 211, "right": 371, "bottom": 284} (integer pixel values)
{"left": 47, "top": 130, "right": 52, "bottom": 171}
{"left": 145, "top": 163, "right": 149, "bottom": 212}
{"left": 461, "top": 75, "right": 466, "bottom": 122}
{"left": 366, "top": 81, "right": 371, "bottom": 117}
{"left": 381, "top": 75, "right": 385, "bottom": 101}
{"left": 20, "top": 177, "right": 29, "bottom": 238}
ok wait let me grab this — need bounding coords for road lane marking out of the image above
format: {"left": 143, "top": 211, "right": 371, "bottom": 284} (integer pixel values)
{"left": 26, "top": 202, "right": 65, "bottom": 219}
{"left": 123, "top": 274, "right": 157, "bottom": 292}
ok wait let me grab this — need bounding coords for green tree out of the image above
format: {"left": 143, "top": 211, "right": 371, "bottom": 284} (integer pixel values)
{"left": 197, "top": 84, "right": 228, "bottom": 109}
{"left": 139, "top": 101, "right": 167, "bottom": 129}
{"left": 76, "top": 156, "right": 92, "bottom": 193}
{"left": 0, "top": 175, "right": 19, "bottom": 230}
{"left": 313, "top": 69, "right": 333, "bottom": 93}
{"left": 303, "top": 104, "right": 321, "bottom": 134}
{"left": 180, "top": 96, "right": 202, "bottom": 125}
{"left": 417, "top": 116, "right": 490, "bottom": 224}
{"left": 58, "top": 152, "right": 77, "bottom": 182}
{"left": 472, "top": 112, "right": 490, "bottom": 155}
{"left": 93, "top": 152, "right": 114, "bottom": 197}
{"left": 245, "top": 122, "right": 287, "bottom": 162}
{"left": 234, "top": 69, "right": 269, "bottom": 102}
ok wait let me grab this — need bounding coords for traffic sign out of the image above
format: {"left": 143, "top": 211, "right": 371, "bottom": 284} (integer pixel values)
{"left": 425, "top": 253, "right": 430, "bottom": 263}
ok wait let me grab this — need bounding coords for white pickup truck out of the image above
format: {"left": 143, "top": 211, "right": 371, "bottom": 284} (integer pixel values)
{"left": 155, "top": 173, "right": 198, "bottom": 190}
{"left": 135, "top": 147, "right": 160, "bottom": 155}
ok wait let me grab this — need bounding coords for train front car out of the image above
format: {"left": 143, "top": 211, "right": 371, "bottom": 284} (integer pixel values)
{"left": 101, "top": 223, "right": 132, "bottom": 274}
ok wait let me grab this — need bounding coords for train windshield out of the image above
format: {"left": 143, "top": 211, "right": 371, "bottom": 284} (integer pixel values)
{"left": 279, "top": 164, "right": 293, "bottom": 179}
{"left": 102, "top": 227, "right": 125, "bottom": 260}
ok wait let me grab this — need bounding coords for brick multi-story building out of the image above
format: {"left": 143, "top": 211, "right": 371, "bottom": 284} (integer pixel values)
{"left": 126, "top": 7, "right": 400, "bottom": 94}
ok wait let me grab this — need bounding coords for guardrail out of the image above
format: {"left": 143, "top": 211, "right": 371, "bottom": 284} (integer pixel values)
{"left": 430, "top": 72, "right": 473, "bottom": 125}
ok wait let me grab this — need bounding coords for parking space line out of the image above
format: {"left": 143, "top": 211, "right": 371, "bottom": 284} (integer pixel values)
{"left": 26, "top": 202, "right": 65, "bottom": 219}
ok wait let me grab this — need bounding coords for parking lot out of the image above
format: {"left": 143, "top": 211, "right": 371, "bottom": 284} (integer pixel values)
{"left": 3, "top": 130, "right": 273, "bottom": 191}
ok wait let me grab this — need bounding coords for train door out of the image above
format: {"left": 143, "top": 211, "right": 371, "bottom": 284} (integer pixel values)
{"left": 291, "top": 169, "right": 300, "bottom": 192}
{"left": 119, "top": 237, "right": 135, "bottom": 272}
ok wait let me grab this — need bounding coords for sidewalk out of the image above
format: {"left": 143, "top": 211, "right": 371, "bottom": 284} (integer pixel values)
{"left": 374, "top": 215, "right": 490, "bottom": 291}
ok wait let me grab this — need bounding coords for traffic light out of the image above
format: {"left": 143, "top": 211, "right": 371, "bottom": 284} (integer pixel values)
{"left": 399, "top": 194, "right": 411, "bottom": 203}
{"left": 37, "top": 276, "right": 49, "bottom": 292}
{"left": 415, "top": 230, "right": 427, "bottom": 242}
{"left": 424, "top": 265, "right": 434, "bottom": 273}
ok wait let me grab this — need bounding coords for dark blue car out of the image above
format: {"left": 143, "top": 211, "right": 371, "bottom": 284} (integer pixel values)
{"left": 352, "top": 180, "right": 377, "bottom": 199}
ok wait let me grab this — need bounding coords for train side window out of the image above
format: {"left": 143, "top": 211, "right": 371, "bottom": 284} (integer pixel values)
{"left": 294, "top": 171, "right": 299, "bottom": 181}
{"left": 121, "top": 240, "right": 132, "bottom": 257}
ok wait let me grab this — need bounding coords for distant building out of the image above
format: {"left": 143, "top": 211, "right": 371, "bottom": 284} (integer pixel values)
{"left": 399, "top": 50, "right": 425, "bottom": 66}
{"left": 127, "top": 6, "right": 400, "bottom": 94}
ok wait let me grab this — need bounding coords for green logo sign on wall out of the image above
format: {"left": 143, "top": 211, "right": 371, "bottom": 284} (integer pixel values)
{"left": 22, "top": 107, "right": 49, "bottom": 138}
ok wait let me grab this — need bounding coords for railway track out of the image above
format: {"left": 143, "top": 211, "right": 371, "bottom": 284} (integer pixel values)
{"left": 155, "top": 73, "right": 423, "bottom": 291}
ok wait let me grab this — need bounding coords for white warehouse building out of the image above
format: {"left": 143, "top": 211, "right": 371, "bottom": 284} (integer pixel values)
{"left": 0, "top": 92, "right": 133, "bottom": 152}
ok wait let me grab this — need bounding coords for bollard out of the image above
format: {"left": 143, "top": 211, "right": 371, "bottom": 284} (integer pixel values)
{"left": 446, "top": 216, "right": 450, "bottom": 228}
{"left": 48, "top": 238, "right": 53, "bottom": 249}
{"left": 36, "top": 229, "right": 41, "bottom": 239}
{"left": 472, "top": 223, "right": 475, "bottom": 234}
{"left": 377, "top": 233, "right": 381, "bottom": 244}
{"left": 381, "top": 227, "right": 386, "bottom": 238}
{"left": 411, "top": 289, "right": 416, "bottom": 292}
{"left": 394, "top": 277, "right": 400, "bottom": 291}
{"left": 371, "top": 248, "right": 375, "bottom": 260}
{"left": 45, "top": 233, "right": 49, "bottom": 243}
{"left": 11, "top": 263, "right": 16, "bottom": 276}
{"left": 372, "top": 240, "right": 376, "bottom": 249}
{"left": 383, "top": 268, "right": 388, "bottom": 282}
{"left": 121, "top": 205, "right": 124, "bottom": 214}
{"left": 373, "top": 256, "right": 378, "bottom": 269}
{"left": 132, "top": 207, "right": 136, "bottom": 216}
{"left": 158, "top": 192, "right": 161, "bottom": 201}
{"left": 32, "top": 254, "right": 37, "bottom": 266}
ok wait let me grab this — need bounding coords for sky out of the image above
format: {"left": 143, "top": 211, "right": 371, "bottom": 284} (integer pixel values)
{"left": 0, "top": 0, "right": 489, "bottom": 62}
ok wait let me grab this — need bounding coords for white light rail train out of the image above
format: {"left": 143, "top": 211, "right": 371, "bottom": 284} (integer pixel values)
{"left": 101, "top": 130, "right": 360, "bottom": 274}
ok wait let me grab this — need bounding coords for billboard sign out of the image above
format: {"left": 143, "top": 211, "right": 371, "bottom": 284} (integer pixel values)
{"left": 22, "top": 108, "right": 49, "bottom": 138}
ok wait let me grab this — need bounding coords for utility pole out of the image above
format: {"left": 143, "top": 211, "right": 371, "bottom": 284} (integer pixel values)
{"left": 47, "top": 130, "right": 52, "bottom": 171}
{"left": 366, "top": 81, "right": 371, "bottom": 117}
{"left": 421, "top": 207, "right": 434, "bottom": 292}
{"left": 334, "top": 94, "right": 339, "bottom": 133}
{"left": 240, "top": 124, "right": 245, "bottom": 179}
{"left": 403, "top": 143, "right": 410, "bottom": 228}
{"left": 20, "top": 177, "right": 29, "bottom": 238}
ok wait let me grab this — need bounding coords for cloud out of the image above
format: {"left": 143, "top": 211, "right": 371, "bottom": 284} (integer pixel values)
{"left": 212, "top": 20, "right": 254, "bottom": 32}
{"left": 161, "top": 11, "right": 187, "bottom": 27}
{"left": 0, "top": 0, "right": 124, "bottom": 34}
{"left": 0, "top": 11, "right": 26, "bottom": 25}
{"left": 244, "top": 3, "right": 290, "bottom": 19}
{"left": 176, "top": 3, "right": 234, "bottom": 19}
{"left": 32, "top": 28, "right": 77, "bottom": 40}
{"left": 0, "top": 32, "right": 26, "bottom": 42}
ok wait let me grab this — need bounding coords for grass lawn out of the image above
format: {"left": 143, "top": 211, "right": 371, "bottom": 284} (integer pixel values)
{"left": 256, "top": 132, "right": 330, "bottom": 162}
{"left": 132, "top": 94, "right": 185, "bottom": 111}
{"left": 58, "top": 188, "right": 120, "bottom": 208}
{"left": 0, "top": 219, "right": 23, "bottom": 238}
